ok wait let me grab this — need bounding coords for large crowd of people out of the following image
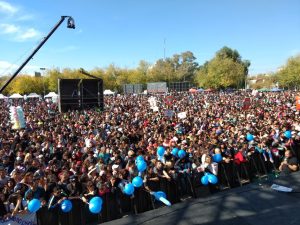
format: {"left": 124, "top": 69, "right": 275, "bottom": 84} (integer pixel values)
{"left": 0, "top": 90, "right": 300, "bottom": 220}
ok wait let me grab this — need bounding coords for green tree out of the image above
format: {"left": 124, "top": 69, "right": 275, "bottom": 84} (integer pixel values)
{"left": 10, "top": 75, "right": 44, "bottom": 94}
{"left": 149, "top": 51, "right": 198, "bottom": 83}
{"left": 195, "top": 46, "right": 250, "bottom": 89}
{"left": 276, "top": 55, "right": 300, "bottom": 89}
{"left": 47, "top": 68, "right": 63, "bottom": 92}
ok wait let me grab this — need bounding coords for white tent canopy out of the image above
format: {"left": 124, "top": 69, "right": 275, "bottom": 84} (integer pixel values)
{"left": 9, "top": 93, "right": 23, "bottom": 99}
{"left": 103, "top": 90, "right": 115, "bottom": 95}
{"left": 44, "top": 92, "right": 58, "bottom": 98}
{"left": 0, "top": 94, "right": 8, "bottom": 99}
{"left": 27, "top": 93, "right": 41, "bottom": 98}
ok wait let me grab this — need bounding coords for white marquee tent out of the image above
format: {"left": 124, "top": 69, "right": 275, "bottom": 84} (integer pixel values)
{"left": 0, "top": 94, "right": 8, "bottom": 99}
{"left": 44, "top": 92, "right": 58, "bottom": 98}
{"left": 27, "top": 93, "right": 41, "bottom": 98}
{"left": 9, "top": 93, "right": 23, "bottom": 99}
{"left": 103, "top": 89, "right": 115, "bottom": 95}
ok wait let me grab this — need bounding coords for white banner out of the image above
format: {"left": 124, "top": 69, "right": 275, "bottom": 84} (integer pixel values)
{"left": 0, "top": 213, "right": 37, "bottom": 225}
{"left": 178, "top": 112, "right": 187, "bottom": 119}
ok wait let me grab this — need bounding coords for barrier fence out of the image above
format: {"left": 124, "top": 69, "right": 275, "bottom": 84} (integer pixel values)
{"left": 36, "top": 152, "right": 285, "bottom": 225}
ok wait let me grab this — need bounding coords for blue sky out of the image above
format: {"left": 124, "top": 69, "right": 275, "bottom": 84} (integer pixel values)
{"left": 0, "top": 0, "right": 299, "bottom": 76}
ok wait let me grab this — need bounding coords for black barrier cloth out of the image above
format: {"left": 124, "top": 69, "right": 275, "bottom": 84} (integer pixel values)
{"left": 37, "top": 153, "right": 285, "bottom": 225}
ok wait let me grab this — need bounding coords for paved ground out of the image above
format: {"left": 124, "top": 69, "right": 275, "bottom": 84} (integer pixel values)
{"left": 102, "top": 172, "right": 300, "bottom": 225}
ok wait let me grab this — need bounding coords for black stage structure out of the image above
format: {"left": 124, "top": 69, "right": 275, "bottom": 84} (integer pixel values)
{"left": 102, "top": 172, "right": 300, "bottom": 225}
{"left": 58, "top": 69, "right": 104, "bottom": 112}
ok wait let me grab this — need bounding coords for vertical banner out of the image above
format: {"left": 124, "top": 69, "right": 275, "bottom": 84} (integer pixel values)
{"left": 243, "top": 97, "right": 251, "bottom": 110}
{"left": 10, "top": 106, "right": 26, "bottom": 129}
{"left": 296, "top": 96, "right": 300, "bottom": 111}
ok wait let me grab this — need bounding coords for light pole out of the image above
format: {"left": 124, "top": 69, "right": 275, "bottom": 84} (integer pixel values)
{"left": 40, "top": 67, "right": 46, "bottom": 96}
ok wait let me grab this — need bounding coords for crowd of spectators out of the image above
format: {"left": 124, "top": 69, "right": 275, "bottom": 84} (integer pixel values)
{"left": 0, "top": 90, "right": 300, "bottom": 220}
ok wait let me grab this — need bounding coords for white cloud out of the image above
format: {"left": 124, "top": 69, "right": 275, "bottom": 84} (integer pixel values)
{"left": 0, "top": 1, "right": 18, "bottom": 15}
{"left": 0, "top": 23, "right": 20, "bottom": 34}
{"left": 0, "top": 24, "right": 41, "bottom": 41}
{"left": 0, "top": 2, "right": 40, "bottom": 42}
{"left": 15, "top": 28, "right": 41, "bottom": 41}
{"left": 0, "top": 60, "right": 40, "bottom": 76}
{"left": 16, "top": 14, "right": 34, "bottom": 21}
{"left": 0, "top": 60, "right": 18, "bottom": 75}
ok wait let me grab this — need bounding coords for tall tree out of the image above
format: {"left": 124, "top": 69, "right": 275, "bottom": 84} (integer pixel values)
{"left": 195, "top": 46, "right": 250, "bottom": 89}
{"left": 276, "top": 55, "right": 300, "bottom": 89}
{"left": 149, "top": 51, "right": 198, "bottom": 83}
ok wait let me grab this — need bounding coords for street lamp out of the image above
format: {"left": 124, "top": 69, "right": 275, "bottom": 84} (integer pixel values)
{"left": 40, "top": 68, "right": 46, "bottom": 96}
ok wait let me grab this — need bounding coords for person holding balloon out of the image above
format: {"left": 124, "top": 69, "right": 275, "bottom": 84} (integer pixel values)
{"left": 198, "top": 154, "right": 220, "bottom": 193}
{"left": 81, "top": 181, "right": 98, "bottom": 204}
{"left": 153, "top": 160, "right": 172, "bottom": 181}
{"left": 144, "top": 166, "right": 160, "bottom": 192}
{"left": 174, "top": 152, "right": 192, "bottom": 197}
{"left": 197, "top": 154, "right": 218, "bottom": 176}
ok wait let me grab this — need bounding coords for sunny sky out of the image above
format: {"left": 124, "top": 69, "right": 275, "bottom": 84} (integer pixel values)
{"left": 0, "top": 0, "right": 299, "bottom": 76}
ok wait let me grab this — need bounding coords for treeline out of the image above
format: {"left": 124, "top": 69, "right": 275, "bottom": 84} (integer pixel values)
{"left": 0, "top": 46, "right": 299, "bottom": 94}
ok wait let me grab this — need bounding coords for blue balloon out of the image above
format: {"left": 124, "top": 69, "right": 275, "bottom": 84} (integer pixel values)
{"left": 213, "top": 154, "right": 222, "bottom": 163}
{"left": 157, "top": 146, "right": 165, "bottom": 156}
{"left": 201, "top": 175, "right": 209, "bottom": 186}
{"left": 246, "top": 134, "right": 254, "bottom": 141}
{"left": 135, "top": 155, "right": 144, "bottom": 164}
{"left": 154, "top": 191, "right": 166, "bottom": 200}
{"left": 153, "top": 191, "right": 171, "bottom": 206}
{"left": 207, "top": 174, "right": 218, "bottom": 184}
{"left": 90, "top": 196, "right": 103, "bottom": 206}
{"left": 61, "top": 199, "right": 72, "bottom": 213}
{"left": 178, "top": 149, "right": 186, "bottom": 159}
{"left": 132, "top": 176, "right": 143, "bottom": 188}
{"left": 136, "top": 160, "right": 147, "bottom": 172}
{"left": 285, "top": 130, "right": 292, "bottom": 139}
{"left": 89, "top": 199, "right": 102, "bottom": 214}
{"left": 124, "top": 183, "right": 135, "bottom": 195}
{"left": 171, "top": 148, "right": 179, "bottom": 156}
{"left": 28, "top": 199, "right": 41, "bottom": 213}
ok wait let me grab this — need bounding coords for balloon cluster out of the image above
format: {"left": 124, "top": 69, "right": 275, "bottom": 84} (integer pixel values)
{"left": 122, "top": 155, "right": 147, "bottom": 195}
{"left": 28, "top": 197, "right": 104, "bottom": 215}
{"left": 10, "top": 106, "right": 26, "bottom": 129}
{"left": 135, "top": 155, "right": 147, "bottom": 172}
{"left": 171, "top": 147, "right": 186, "bottom": 159}
{"left": 201, "top": 173, "right": 218, "bottom": 185}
